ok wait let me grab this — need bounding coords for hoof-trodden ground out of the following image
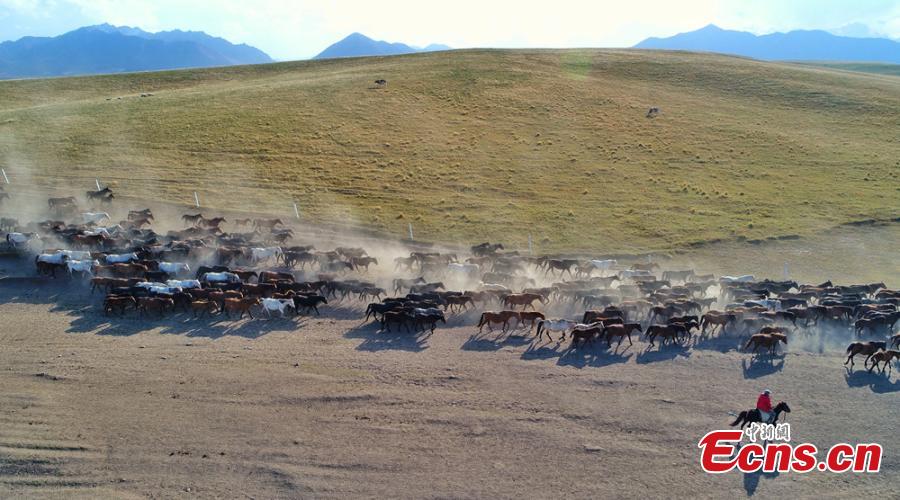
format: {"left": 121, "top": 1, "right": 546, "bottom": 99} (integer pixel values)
{"left": 0, "top": 276, "right": 897, "bottom": 498}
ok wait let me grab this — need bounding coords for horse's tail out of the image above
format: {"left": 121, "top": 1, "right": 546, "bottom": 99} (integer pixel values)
{"left": 729, "top": 411, "right": 746, "bottom": 427}
{"left": 536, "top": 320, "right": 545, "bottom": 336}
{"left": 846, "top": 343, "right": 857, "bottom": 353}
{"left": 743, "top": 338, "right": 754, "bottom": 351}
{"left": 477, "top": 313, "right": 485, "bottom": 327}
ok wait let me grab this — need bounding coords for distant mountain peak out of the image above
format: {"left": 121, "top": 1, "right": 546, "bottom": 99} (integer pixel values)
{"left": 0, "top": 25, "right": 273, "bottom": 79}
{"left": 634, "top": 25, "right": 900, "bottom": 64}
{"left": 314, "top": 33, "right": 451, "bottom": 60}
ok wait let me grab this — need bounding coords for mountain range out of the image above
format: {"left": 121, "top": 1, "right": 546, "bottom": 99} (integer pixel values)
{"left": 634, "top": 24, "right": 900, "bottom": 64}
{"left": 314, "top": 32, "right": 451, "bottom": 59}
{"left": 0, "top": 24, "right": 272, "bottom": 79}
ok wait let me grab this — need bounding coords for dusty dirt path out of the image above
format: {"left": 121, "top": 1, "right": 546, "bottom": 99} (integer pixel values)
{"left": 0, "top": 279, "right": 897, "bottom": 498}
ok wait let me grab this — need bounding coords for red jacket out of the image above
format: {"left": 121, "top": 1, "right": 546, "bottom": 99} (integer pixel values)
{"left": 756, "top": 393, "right": 772, "bottom": 413}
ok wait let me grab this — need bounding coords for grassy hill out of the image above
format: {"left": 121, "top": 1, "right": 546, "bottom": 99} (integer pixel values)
{"left": 793, "top": 61, "right": 900, "bottom": 77}
{"left": 0, "top": 49, "right": 898, "bottom": 253}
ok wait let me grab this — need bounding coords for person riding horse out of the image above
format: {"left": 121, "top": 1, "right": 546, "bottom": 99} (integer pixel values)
{"left": 756, "top": 389, "right": 774, "bottom": 424}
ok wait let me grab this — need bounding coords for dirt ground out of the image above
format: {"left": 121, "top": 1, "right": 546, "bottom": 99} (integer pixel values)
{"left": 0, "top": 282, "right": 898, "bottom": 497}
{"left": 0, "top": 200, "right": 897, "bottom": 498}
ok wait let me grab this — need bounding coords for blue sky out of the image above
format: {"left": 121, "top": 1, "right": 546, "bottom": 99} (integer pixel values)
{"left": 1, "top": 0, "right": 898, "bottom": 60}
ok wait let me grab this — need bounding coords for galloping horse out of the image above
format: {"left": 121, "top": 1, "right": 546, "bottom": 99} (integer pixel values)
{"left": 182, "top": 213, "right": 204, "bottom": 226}
{"left": 501, "top": 293, "right": 547, "bottom": 310}
{"left": 744, "top": 333, "right": 787, "bottom": 355}
{"left": 844, "top": 341, "right": 886, "bottom": 368}
{"left": 730, "top": 402, "right": 791, "bottom": 429}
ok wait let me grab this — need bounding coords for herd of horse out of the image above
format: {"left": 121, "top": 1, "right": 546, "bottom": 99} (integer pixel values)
{"left": 1, "top": 194, "right": 898, "bottom": 375}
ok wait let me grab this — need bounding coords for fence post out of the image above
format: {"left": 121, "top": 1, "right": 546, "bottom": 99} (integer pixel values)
{"left": 408, "top": 223, "right": 414, "bottom": 240}
{"left": 194, "top": 192, "right": 200, "bottom": 208}
{"left": 95, "top": 179, "right": 101, "bottom": 190}
{"left": 293, "top": 202, "right": 300, "bottom": 219}
{"left": 1, "top": 169, "right": 8, "bottom": 184}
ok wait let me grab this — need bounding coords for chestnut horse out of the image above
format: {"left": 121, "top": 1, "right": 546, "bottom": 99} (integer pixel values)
{"left": 844, "top": 341, "right": 886, "bottom": 368}
{"left": 744, "top": 333, "right": 787, "bottom": 355}
{"left": 501, "top": 293, "right": 547, "bottom": 310}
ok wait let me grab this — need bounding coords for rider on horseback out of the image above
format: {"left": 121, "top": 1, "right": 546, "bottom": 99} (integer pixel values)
{"left": 756, "top": 389, "right": 774, "bottom": 424}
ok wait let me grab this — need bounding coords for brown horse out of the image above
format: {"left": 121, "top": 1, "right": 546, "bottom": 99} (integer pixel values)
{"left": 502, "top": 293, "right": 547, "bottom": 310}
{"left": 223, "top": 297, "right": 260, "bottom": 319}
{"left": 445, "top": 295, "right": 475, "bottom": 313}
{"left": 604, "top": 323, "right": 642, "bottom": 348}
{"left": 570, "top": 323, "right": 604, "bottom": 346}
{"left": 191, "top": 300, "right": 219, "bottom": 318}
{"left": 103, "top": 296, "right": 136, "bottom": 316}
{"left": 744, "top": 333, "right": 787, "bottom": 355}
{"left": 844, "top": 341, "right": 886, "bottom": 368}
{"left": 350, "top": 256, "right": 379, "bottom": 272}
{"left": 700, "top": 312, "right": 736, "bottom": 335}
{"left": 478, "top": 311, "right": 518, "bottom": 332}
{"left": 516, "top": 311, "right": 546, "bottom": 331}
{"left": 72, "top": 233, "right": 107, "bottom": 249}
{"left": 200, "top": 217, "right": 226, "bottom": 229}
{"left": 182, "top": 213, "right": 204, "bottom": 226}
{"left": 645, "top": 324, "right": 686, "bottom": 347}
{"left": 48, "top": 196, "right": 76, "bottom": 210}
{"left": 254, "top": 218, "right": 284, "bottom": 230}
{"left": 867, "top": 350, "right": 900, "bottom": 374}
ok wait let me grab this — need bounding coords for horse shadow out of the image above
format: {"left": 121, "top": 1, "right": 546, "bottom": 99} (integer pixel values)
{"left": 556, "top": 344, "right": 633, "bottom": 369}
{"left": 690, "top": 333, "right": 744, "bottom": 353}
{"left": 635, "top": 343, "right": 692, "bottom": 364}
{"left": 462, "top": 328, "right": 532, "bottom": 352}
{"left": 521, "top": 339, "right": 567, "bottom": 361}
{"left": 344, "top": 321, "right": 429, "bottom": 352}
{"left": 742, "top": 468, "right": 779, "bottom": 496}
{"left": 741, "top": 356, "right": 785, "bottom": 379}
{"left": 844, "top": 366, "right": 900, "bottom": 393}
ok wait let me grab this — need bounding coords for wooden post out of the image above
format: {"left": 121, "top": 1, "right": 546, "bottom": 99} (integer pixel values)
{"left": 408, "top": 223, "right": 414, "bottom": 240}
{"left": 293, "top": 202, "right": 300, "bottom": 219}
{"left": 194, "top": 192, "right": 200, "bottom": 208}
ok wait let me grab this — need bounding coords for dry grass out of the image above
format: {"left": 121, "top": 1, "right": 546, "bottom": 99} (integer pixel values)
{"left": 0, "top": 49, "right": 898, "bottom": 253}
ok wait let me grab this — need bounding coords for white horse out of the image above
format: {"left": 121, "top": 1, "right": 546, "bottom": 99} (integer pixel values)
{"left": 105, "top": 252, "right": 139, "bottom": 264}
{"left": 447, "top": 263, "right": 480, "bottom": 277}
{"left": 478, "top": 282, "right": 510, "bottom": 292}
{"left": 167, "top": 279, "right": 201, "bottom": 289}
{"left": 6, "top": 232, "right": 40, "bottom": 248}
{"left": 589, "top": 259, "right": 618, "bottom": 276}
{"left": 37, "top": 253, "right": 69, "bottom": 264}
{"left": 135, "top": 281, "right": 182, "bottom": 294}
{"left": 745, "top": 299, "right": 781, "bottom": 310}
{"left": 261, "top": 298, "right": 294, "bottom": 318}
{"left": 201, "top": 272, "right": 240, "bottom": 284}
{"left": 67, "top": 259, "right": 99, "bottom": 276}
{"left": 535, "top": 318, "right": 576, "bottom": 341}
{"left": 159, "top": 262, "right": 191, "bottom": 274}
{"left": 720, "top": 275, "right": 755, "bottom": 283}
{"left": 250, "top": 247, "right": 283, "bottom": 263}
{"left": 619, "top": 269, "right": 653, "bottom": 279}
{"left": 56, "top": 249, "right": 92, "bottom": 260}
{"left": 81, "top": 212, "right": 111, "bottom": 224}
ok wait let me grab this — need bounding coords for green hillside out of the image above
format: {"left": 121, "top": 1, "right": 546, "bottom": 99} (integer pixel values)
{"left": 1, "top": 49, "right": 898, "bottom": 253}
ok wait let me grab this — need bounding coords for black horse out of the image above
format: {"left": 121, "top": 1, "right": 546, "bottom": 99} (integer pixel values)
{"left": 86, "top": 187, "right": 113, "bottom": 201}
{"left": 729, "top": 401, "right": 791, "bottom": 429}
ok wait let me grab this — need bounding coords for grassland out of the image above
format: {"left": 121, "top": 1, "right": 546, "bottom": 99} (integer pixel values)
{"left": 793, "top": 61, "right": 900, "bottom": 77}
{"left": 0, "top": 49, "right": 898, "bottom": 253}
